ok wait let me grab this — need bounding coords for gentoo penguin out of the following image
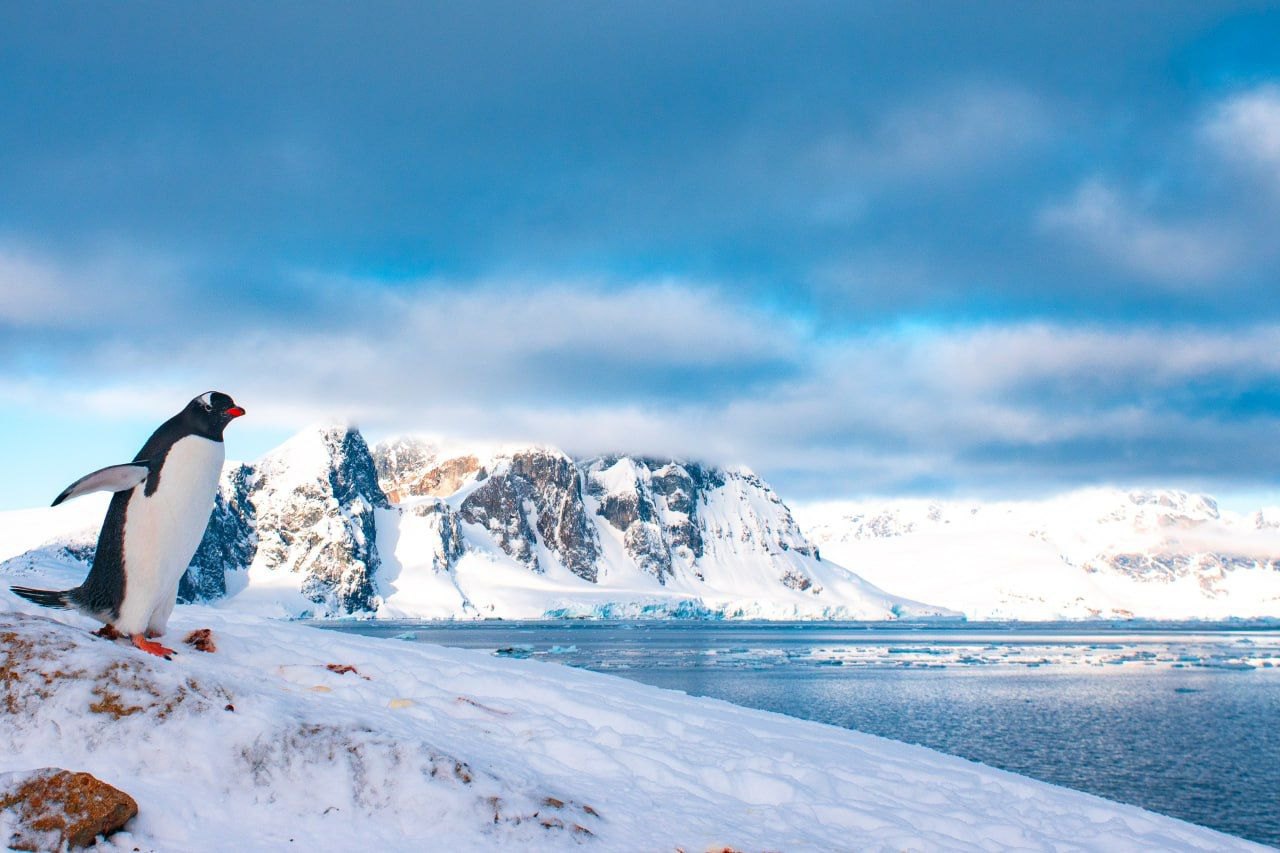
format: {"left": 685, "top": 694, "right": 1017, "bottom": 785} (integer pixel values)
{"left": 11, "top": 391, "right": 245, "bottom": 658}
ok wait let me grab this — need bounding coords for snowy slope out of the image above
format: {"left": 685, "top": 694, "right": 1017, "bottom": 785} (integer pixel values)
{"left": 0, "top": 582, "right": 1260, "bottom": 852}
{"left": 798, "top": 489, "right": 1280, "bottom": 620}
{"left": 0, "top": 427, "right": 950, "bottom": 621}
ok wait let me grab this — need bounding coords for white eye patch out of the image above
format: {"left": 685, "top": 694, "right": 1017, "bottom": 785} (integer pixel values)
{"left": 197, "top": 391, "right": 214, "bottom": 410}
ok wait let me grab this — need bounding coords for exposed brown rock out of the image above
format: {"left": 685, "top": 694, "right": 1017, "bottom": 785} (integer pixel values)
{"left": 184, "top": 628, "right": 217, "bottom": 653}
{"left": 0, "top": 768, "right": 137, "bottom": 850}
{"left": 91, "top": 624, "right": 121, "bottom": 641}
{"left": 414, "top": 455, "right": 483, "bottom": 497}
{"left": 324, "top": 663, "right": 370, "bottom": 680}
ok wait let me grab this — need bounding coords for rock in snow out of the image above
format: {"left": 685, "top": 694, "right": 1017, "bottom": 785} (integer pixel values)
{"left": 0, "top": 427, "right": 946, "bottom": 621}
{"left": 0, "top": 768, "right": 137, "bottom": 850}
{"left": 0, "top": 601, "right": 1261, "bottom": 852}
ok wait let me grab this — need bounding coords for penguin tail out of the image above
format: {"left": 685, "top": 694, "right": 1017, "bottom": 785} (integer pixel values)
{"left": 9, "top": 586, "right": 73, "bottom": 609}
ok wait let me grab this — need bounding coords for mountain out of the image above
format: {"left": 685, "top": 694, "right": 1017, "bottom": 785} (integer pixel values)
{"left": 0, "top": 427, "right": 947, "bottom": 621}
{"left": 367, "top": 436, "right": 945, "bottom": 619}
{"left": 796, "top": 489, "right": 1280, "bottom": 620}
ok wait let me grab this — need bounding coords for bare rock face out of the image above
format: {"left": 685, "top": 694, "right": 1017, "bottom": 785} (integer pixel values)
{"left": 460, "top": 449, "right": 600, "bottom": 581}
{"left": 373, "top": 436, "right": 438, "bottom": 502}
{"left": 405, "top": 500, "right": 467, "bottom": 573}
{"left": 374, "top": 438, "right": 485, "bottom": 501}
{"left": 250, "top": 426, "right": 390, "bottom": 613}
{"left": 0, "top": 768, "right": 137, "bottom": 850}
{"left": 584, "top": 457, "right": 731, "bottom": 584}
{"left": 652, "top": 461, "right": 724, "bottom": 558}
{"left": 459, "top": 470, "right": 540, "bottom": 570}
{"left": 511, "top": 451, "right": 600, "bottom": 582}
{"left": 181, "top": 463, "right": 257, "bottom": 603}
{"left": 412, "top": 455, "right": 485, "bottom": 499}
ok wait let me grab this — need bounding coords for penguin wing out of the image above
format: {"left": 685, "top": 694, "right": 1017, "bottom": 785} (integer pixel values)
{"left": 52, "top": 463, "right": 151, "bottom": 507}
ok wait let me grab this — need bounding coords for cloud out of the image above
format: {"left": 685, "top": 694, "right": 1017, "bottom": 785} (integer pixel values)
{"left": 809, "top": 84, "right": 1051, "bottom": 185}
{"left": 1037, "top": 84, "right": 1280, "bottom": 291}
{"left": 0, "top": 240, "right": 187, "bottom": 329}
{"left": 3, "top": 265, "right": 1279, "bottom": 502}
{"left": 1037, "top": 180, "right": 1243, "bottom": 285}
{"left": 16, "top": 277, "right": 802, "bottom": 429}
{"left": 685, "top": 321, "right": 1280, "bottom": 496}
{"left": 1202, "top": 84, "right": 1280, "bottom": 179}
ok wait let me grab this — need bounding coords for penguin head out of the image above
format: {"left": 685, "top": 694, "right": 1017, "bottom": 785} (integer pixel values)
{"left": 185, "top": 391, "right": 246, "bottom": 439}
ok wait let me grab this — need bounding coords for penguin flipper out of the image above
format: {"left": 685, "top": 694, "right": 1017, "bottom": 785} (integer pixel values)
{"left": 10, "top": 586, "right": 73, "bottom": 609}
{"left": 51, "top": 463, "right": 150, "bottom": 507}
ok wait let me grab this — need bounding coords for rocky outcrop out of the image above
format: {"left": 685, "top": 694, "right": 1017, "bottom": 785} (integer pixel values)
{"left": 180, "top": 464, "right": 256, "bottom": 603}
{"left": 373, "top": 442, "right": 831, "bottom": 596}
{"left": 248, "top": 426, "right": 390, "bottom": 613}
{"left": 374, "top": 437, "right": 485, "bottom": 501}
{"left": 587, "top": 458, "right": 680, "bottom": 583}
{"left": 404, "top": 500, "right": 467, "bottom": 573}
{"left": 0, "top": 768, "right": 137, "bottom": 850}
{"left": 373, "top": 436, "right": 438, "bottom": 502}
{"left": 460, "top": 449, "right": 600, "bottom": 581}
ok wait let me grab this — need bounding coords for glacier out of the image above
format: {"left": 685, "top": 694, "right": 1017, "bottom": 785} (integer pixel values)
{"left": 798, "top": 490, "right": 1280, "bottom": 620}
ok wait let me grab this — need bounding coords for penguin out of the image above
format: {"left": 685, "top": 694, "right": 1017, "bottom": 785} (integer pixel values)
{"left": 11, "top": 391, "right": 245, "bottom": 658}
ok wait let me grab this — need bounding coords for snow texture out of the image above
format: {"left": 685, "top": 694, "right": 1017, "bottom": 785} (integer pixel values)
{"left": 798, "top": 489, "right": 1280, "bottom": 620}
{"left": 0, "top": 580, "right": 1261, "bottom": 852}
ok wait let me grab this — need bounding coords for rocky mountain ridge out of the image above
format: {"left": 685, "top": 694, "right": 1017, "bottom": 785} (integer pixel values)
{"left": 0, "top": 427, "right": 939, "bottom": 621}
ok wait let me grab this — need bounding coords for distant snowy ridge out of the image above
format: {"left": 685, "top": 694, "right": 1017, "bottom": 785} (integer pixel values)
{"left": 0, "top": 426, "right": 948, "bottom": 621}
{"left": 797, "top": 489, "right": 1280, "bottom": 620}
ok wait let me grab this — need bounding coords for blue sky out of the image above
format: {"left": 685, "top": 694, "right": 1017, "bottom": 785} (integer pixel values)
{"left": 2, "top": 2, "right": 1279, "bottom": 510}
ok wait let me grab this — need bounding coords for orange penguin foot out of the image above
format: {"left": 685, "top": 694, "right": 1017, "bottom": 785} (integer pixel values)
{"left": 93, "top": 624, "right": 122, "bottom": 640}
{"left": 132, "top": 634, "right": 176, "bottom": 659}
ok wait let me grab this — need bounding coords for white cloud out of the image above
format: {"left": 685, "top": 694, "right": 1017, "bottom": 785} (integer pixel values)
{"left": 0, "top": 240, "right": 187, "bottom": 328}
{"left": 1202, "top": 84, "right": 1280, "bottom": 177}
{"left": 1037, "top": 180, "right": 1242, "bottom": 284}
{"left": 3, "top": 256, "right": 1279, "bottom": 500}
{"left": 811, "top": 84, "right": 1051, "bottom": 184}
{"left": 1036, "top": 84, "right": 1280, "bottom": 286}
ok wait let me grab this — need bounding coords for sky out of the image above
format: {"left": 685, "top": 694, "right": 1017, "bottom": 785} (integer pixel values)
{"left": 1, "top": 1, "right": 1279, "bottom": 511}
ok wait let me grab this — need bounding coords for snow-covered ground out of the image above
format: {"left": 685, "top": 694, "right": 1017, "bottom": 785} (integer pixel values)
{"left": 0, "top": 563, "right": 1263, "bottom": 851}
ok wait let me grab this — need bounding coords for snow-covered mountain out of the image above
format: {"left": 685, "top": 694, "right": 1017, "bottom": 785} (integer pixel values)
{"left": 797, "top": 489, "right": 1280, "bottom": 620}
{"left": 0, "top": 427, "right": 946, "bottom": 621}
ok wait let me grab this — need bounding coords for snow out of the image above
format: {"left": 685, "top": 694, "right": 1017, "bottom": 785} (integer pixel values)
{"left": 0, "top": 575, "right": 1261, "bottom": 852}
{"left": 797, "top": 489, "right": 1280, "bottom": 620}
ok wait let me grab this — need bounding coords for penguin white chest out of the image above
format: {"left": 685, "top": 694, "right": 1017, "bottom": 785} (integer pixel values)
{"left": 115, "top": 435, "right": 224, "bottom": 635}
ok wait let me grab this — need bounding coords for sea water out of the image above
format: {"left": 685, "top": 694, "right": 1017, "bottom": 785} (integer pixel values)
{"left": 314, "top": 620, "right": 1280, "bottom": 846}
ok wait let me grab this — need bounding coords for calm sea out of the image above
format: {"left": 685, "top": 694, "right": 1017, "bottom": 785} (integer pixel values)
{"left": 312, "top": 619, "right": 1280, "bottom": 847}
